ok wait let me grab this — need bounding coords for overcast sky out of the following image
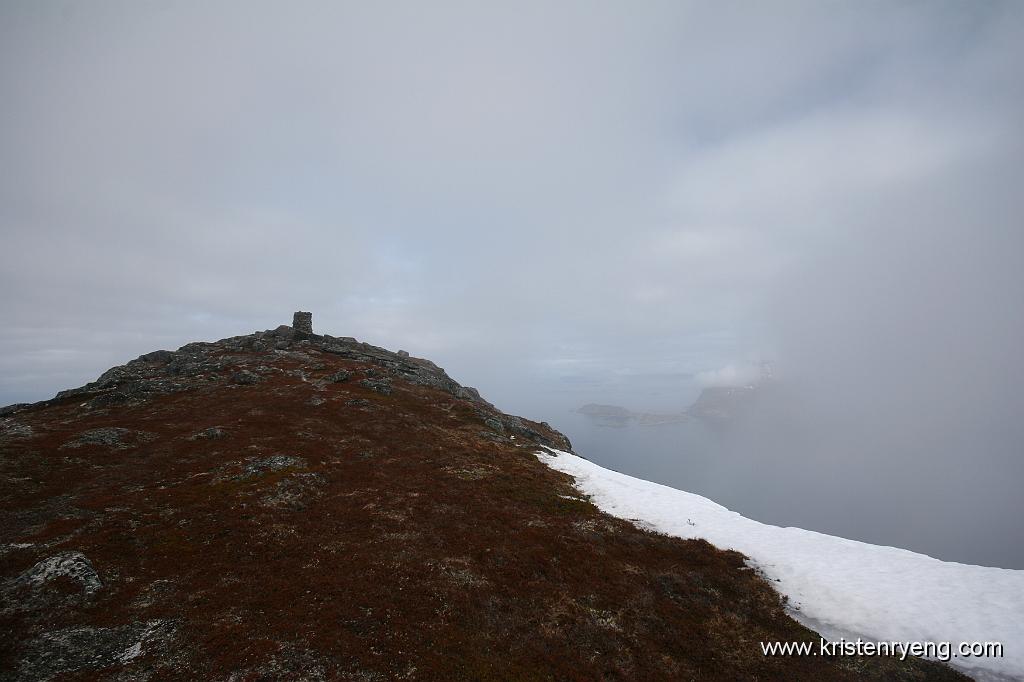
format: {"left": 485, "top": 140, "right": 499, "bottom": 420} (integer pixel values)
{"left": 2, "top": 1, "right": 1022, "bottom": 422}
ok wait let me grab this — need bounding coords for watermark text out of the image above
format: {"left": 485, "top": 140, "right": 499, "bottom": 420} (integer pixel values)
{"left": 761, "top": 637, "right": 1003, "bottom": 662}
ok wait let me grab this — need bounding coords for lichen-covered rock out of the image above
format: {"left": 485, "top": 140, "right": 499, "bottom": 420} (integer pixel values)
{"left": 138, "top": 349, "right": 175, "bottom": 364}
{"left": 61, "top": 427, "right": 156, "bottom": 450}
{"left": 0, "top": 403, "right": 30, "bottom": 417}
{"left": 235, "top": 455, "right": 305, "bottom": 481}
{"left": 13, "top": 551, "right": 102, "bottom": 596}
{"left": 16, "top": 619, "right": 174, "bottom": 680}
{"left": 0, "top": 418, "right": 34, "bottom": 441}
{"left": 231, "top": 370, "right": 261, "bottom": 385}
{"left": 359, "top": 378, "right": 392, "bottom": 395}
{"left": 188, "top": 426, "right": 229, "bottom": 441}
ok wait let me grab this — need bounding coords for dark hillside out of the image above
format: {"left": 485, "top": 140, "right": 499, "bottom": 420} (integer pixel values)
{"left": 0, "top": 317, "right": 966, "bottom": 680}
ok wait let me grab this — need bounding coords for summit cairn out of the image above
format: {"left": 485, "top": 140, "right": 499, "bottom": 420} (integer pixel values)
{"left": 292, "top": 311, "right": 313, "bottom": 335}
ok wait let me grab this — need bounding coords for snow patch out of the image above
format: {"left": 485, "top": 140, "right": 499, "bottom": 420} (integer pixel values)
{"left": 537, "top": 449, "right": 1024, "bottom": 680}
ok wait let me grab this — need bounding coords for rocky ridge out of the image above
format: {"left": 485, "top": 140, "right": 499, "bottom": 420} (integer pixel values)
{"left": 3, "top": 319, "right": 569, "bottom": 453}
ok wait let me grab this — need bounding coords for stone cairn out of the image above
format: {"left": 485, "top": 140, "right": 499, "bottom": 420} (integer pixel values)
{"left": 292, "top": 311, "right": 313, "bottom": 335}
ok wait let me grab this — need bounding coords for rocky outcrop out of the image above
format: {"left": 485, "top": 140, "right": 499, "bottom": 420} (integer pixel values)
{"left": 15, "top": 619, "right": 175, "bottom": 680}
{"left": 187, "top": 426, "right": 229, "bottom": 441}
{"left": 60, "top": 427, "right": 157, "bottom": 450}
{"left": 12, "top": 552, "right": 103, "bottom": 597}
{"left": 0, "top": 417, "right": 34, "bottom": 441}
{"left": 2, "top": 312, "right": 572, "bottom": 453}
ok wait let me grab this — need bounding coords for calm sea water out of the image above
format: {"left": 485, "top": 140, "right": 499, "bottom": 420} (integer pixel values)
{"left": 553, "top": 412, "right": 778, "bottom": 524}
{"left": 548, "top": 410, "right": 1024, "bottom": 569}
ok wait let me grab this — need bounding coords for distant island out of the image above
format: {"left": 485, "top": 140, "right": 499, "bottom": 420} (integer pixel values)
{"left": 686, "top": 385, "right": 759, "bottom": 421}
{"left": 578, "top": 384, "right": 760, "bottom": 427}
{"left": 576, "top": 403, "right": 689, "bottom": 427}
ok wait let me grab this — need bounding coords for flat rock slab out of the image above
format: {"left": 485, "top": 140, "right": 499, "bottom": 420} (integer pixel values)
{"left": 60, "top": 427, "right": 156, "bottom": 450}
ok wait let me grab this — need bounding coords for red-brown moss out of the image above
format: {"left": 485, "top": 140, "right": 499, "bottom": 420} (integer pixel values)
{"left": 0, "top": 345, "right": 966, "bottom": 680}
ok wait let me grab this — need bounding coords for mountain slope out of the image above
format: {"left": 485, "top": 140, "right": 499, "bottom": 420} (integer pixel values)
{"left": 1, "top": 318, "right": 966, "bottom": 680}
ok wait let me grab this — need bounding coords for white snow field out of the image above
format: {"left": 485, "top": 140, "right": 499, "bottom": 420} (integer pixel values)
{"left": 537, "top": 449, "right": 1024, "bottom": 681}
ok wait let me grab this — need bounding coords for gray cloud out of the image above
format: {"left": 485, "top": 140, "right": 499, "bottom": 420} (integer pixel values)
{"left": 3, "top": 1, "right": 1023, "bottom": 562}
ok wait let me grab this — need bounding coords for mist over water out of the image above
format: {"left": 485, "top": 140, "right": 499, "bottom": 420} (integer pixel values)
{"left": 554, "top": 395, "right": 1024, "bottom": 570}
{"left": 514, "top": 135, "right": 1024, "bottom": 571}
{"left": 534, "top": 184, "right": 1024, "bottom": 570}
